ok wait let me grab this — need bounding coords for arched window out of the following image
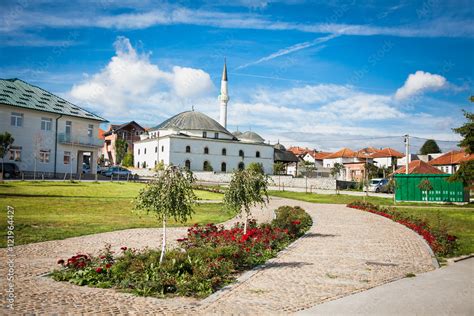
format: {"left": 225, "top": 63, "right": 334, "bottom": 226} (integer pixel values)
{"left": 256, "top": 151, "right": 260, "bottom": 158}
{"left": 203, "top": 161, "right": 212, "bottom": 171}
{"left": 239, "top": 150, "right": 244, "bottom": 157}
{"left": 185, "top": 160, "right": 191, "bottom": 169}
{"left": 144, "top": 148, "right": 146, "bottom": 154}
{"left": 137, "top": 162, "right": 140, "bottom": 168}
{"left": 221, "top": 162, "right": 227, "bottom": 172}
{"left": 186, "top": 145, "right": 191, "bottom": 153}
{"left": 238, "top": 162, "right": 245, "bottom": 170}
{"left": 155, "top": 146, "right": 157, "bottom": 153}
{"left": 204, "top": 147, "right": 209, "bottom": 154}
{"left": 222, "top": 148, "right": 227, "bottom": 156}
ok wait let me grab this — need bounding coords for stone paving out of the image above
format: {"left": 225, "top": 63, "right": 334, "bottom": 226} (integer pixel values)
{"left": 0, "top": 198, "right": 435, "bottom": 315}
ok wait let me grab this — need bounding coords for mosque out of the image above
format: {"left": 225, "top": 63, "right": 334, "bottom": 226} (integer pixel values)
{"left": 133, "top": 62, "right": 275, "bottom": 174}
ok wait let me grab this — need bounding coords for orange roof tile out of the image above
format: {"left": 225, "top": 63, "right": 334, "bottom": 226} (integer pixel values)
{"left": 429, "top": 150, "right": 474, "bottom": 165}
{"left": 306, "top": 151, "right": 333, "bottom": 160}
{"left": 324, "top": 148, "right": 357, "bottom": 159}
{"left": 393, "top": 160, "right": 445, "bottom": 174}
{"left": 288, "top": 146, "right": 311, "bottom": 156}
{"left": 371, "top": 148, "right": 404, "bottom": 158}
{"left": 98, "top": 128, "right": 105, "bottom": 140}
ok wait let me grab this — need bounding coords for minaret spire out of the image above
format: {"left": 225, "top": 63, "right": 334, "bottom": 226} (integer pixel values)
{"left": 219, "top": 58, "right": 229, "bottom": 128}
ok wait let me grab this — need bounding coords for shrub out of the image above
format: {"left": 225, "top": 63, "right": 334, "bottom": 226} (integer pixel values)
{"left": 122, "top": 153, "right": 134, "bottom": 167}
{"left": 272, "top": 206, "right": 312, "bottom": 237}
{"left": 51, "top": 206, "right": 311, "bottom": 298}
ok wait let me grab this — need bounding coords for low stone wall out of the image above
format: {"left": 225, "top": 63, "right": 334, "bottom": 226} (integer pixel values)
{"left": 130, "top": 169, "right": 337, "bottom": 190}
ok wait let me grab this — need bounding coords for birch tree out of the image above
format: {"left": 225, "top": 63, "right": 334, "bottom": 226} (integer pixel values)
{"left": 223, "top": 169, "right": 269, "bottom": 234}
{"left": 134, "top": 166, "right": 196, "bottom": 264}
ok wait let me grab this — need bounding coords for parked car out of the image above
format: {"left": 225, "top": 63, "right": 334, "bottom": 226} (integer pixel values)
{"left": 82, "top": 163, "right": 91, "bottom": 174}
{"left": 103, "top": 166, "right": 131, "bottom": 177}
{"left": 1, "top": 163, "right": 20, "bottom": 179}
{"left": 367, "top": 178, "right": 390, "bottom": 193}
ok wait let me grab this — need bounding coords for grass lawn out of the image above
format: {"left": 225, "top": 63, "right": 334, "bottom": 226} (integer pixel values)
{"left": 0, "top": 181, "right": 228, "bottom": 247}
{"left": 269, "top": 190, "right": 474, "bottom": 257}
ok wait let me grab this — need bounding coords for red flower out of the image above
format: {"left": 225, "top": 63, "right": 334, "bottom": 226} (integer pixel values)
{"left": 120, "top": 246, "right": 128, "bottom": 251}
{"left": 96, "top": 267, "right": 103, "bottom": 273}
{"left": 291, "top": 220, "right": 301, "bottom": 225}
{"left": 57, "top": 259, "right": 65, "bottom": 265}
{"left": 105, "top": 263, "right": 112, "bottom": 269}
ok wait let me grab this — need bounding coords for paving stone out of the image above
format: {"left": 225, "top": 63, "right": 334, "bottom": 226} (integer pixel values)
{"left": 0, "top": 198, "right": 434, "bottom": 314}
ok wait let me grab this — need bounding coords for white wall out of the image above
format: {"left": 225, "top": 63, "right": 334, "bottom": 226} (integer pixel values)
{"left": 133, "top": 135, "right": 274, "bottom": 174}
{"left": 0, "top": 104, "right": 101, "bottom": 174}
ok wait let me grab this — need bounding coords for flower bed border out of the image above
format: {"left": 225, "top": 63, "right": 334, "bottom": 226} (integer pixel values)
{"left": 346, "top": 201, "right": 457, "bottom": 257}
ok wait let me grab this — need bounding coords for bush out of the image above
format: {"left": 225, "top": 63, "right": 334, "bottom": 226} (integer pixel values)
{"left": 246, "top": 162, "right": 264, "bottom": 174}
{"left": 122, "top": 153, "right": 134, "bottom": 167}
{"left": 51, "top": 206, "right": 311, "bottom": 298}
{"left": 272, "top": 206, "right": 312, "bottom": 237}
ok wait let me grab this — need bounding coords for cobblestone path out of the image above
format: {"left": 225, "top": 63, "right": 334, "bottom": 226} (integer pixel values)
{"left": 0, "top": 198, "right": 435, "bottom": 314}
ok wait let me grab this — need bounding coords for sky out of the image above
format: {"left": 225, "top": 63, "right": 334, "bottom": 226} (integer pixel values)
{"left": 1, "top": 0, "right": 473, "bottom": 153}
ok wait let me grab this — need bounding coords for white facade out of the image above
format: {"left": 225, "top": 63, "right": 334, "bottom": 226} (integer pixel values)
{"left": 134, "top": 134, "right": 274, "bottom": 174}
{"left": 0, "top": 103, "right": 102, "bottom": 175}
{"left": 373, "top": 157, "right": 396, "bottom": 168}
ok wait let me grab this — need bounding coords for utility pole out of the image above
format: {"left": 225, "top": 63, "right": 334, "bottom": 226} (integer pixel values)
{"left": 404, "top": 134, "right": 410, "bottom": 175}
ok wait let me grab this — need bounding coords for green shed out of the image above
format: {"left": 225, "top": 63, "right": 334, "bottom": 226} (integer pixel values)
{"left": 394, "top": 174, "right": 469, "bottom": 203}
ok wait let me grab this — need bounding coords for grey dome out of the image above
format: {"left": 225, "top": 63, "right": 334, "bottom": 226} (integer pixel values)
{"left": 152, "top": 111, "right": 231, "bottom": 134}
{"left": 274, "top": 143, "right": 286, "bottom": 151}
{"left": 239, "top": 131, "right": 265, "bottom": 143}
{"left": 233, "top": 131, "right": 242, "bottom": 137}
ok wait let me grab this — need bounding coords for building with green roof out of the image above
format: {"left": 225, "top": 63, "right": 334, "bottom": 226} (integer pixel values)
{"left": 0, "top": 78, "right": 107, "bottom": 177}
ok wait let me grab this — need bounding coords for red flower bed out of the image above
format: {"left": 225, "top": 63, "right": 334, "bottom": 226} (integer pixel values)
{"left": 346, "top": 201, "right": 457, "bottom": 256}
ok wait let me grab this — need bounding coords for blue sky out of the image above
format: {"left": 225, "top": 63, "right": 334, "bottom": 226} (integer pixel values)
{"left": 0, "top": 0, "right": 473, "bottom": 152}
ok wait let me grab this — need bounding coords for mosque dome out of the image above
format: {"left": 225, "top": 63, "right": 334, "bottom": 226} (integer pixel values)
{"left": 239, "top": 131, "right": 265, "bottom": 143}
{"left": 152, "top": 111, "right": 231, "bottom": 135}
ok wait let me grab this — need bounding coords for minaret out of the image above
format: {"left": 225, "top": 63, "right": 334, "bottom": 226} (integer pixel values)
{"left": 218, "top": 59, "right": 229, "bottom": 128}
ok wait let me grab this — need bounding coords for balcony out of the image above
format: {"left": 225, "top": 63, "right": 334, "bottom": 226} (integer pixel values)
{"left": 58, "top": 133, "right": 103, "bottom": 148}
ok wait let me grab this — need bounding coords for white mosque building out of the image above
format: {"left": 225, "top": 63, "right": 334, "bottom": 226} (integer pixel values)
{"left": 133, "top": 62, "right": 274, "bottom": 174}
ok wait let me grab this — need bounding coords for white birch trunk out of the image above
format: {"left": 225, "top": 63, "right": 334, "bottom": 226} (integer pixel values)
{"left": 159, "top": 215, "right": 166, "bottom": 264}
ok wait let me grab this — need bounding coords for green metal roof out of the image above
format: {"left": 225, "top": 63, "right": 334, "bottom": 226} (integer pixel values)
{"left": 0, "top": 78, "right": 107, "bottom": 122}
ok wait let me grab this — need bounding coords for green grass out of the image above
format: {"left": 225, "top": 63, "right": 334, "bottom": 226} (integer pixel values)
{"left": 269, "top": 190, "right": 472, "bottom": 208}
{"left": 394, "top": 207, "right": 474, "bottom": 257}
{"left": 0, "top": 181, "right": 227, "bottom": 247}
{"left": 269, "top": 190, "right": 474, "bottom": 257}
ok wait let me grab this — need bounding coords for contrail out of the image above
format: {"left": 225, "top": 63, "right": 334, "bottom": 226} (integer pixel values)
{"left": 236, "top": 33, "right": 339, "bottom": 70}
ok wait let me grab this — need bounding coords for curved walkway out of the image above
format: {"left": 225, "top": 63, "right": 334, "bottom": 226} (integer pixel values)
{"left": 0, "top": 198, "right": 435, "bottom": 314}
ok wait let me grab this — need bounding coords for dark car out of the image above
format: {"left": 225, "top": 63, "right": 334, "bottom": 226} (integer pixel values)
{"left": 1, "top": 163, "right": 20, "bottom": 179}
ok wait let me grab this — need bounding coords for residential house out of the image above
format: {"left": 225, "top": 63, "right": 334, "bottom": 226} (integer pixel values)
{"left": 323, "top": 148, "right": 374, "bottom": 181}
{"left": 429, "top": 149, "right": 474, "bottom": 174}
{"left": 0, "top": 78, "right": 106, "bottom": 176}
{"left": 393, "top": 160, "right": 445, "bottom": 174}
{"left": 101, "top": 121, "right": 145, "bottom": 165}
{"left": 371, "top": 147, "right": 404, "bottom": 169}
{"left": 274, "top": 143, "right": 299, "bottom": 175}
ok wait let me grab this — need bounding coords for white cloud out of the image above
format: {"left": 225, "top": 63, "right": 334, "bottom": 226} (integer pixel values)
{"left": 1, "top": 6, "right": 473, "bottom": 39}
{"left": 69, "top": 36, "right": 214, "bottom": 117}
{"left": 395, "top": 70, "right": 447, "bottom": 100}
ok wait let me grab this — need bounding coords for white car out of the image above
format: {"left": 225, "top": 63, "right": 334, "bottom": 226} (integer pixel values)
{"left": 367, "top": 178, "right": 389, "bottom": 193}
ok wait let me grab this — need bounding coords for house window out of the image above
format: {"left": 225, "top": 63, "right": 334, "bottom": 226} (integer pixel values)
{"left": 11, "top": 112, "right": 23, "bottom": 127}
{"left": 185, "top": 160, "right": 191, "bottom": 169}
{"left": 221, "top": 162, "right": 227, "bottom": 172}
{"left": 204, "top": 147, "right": 209, "bottom": 154}
{"left": 222, "top": 148, "right": 227, "bottom": 156}
{"left": 87, "top": 124, "right": 93, "bottom": 137}
{"left": 64, "top": 151, "right": 71, "bottom": 164}
{"left": 186, "top": 145, "right": 191, "bottom": 153}
{"left": 138, "top": 149, "right": 140, "bottom": 155}
{"left": 256, "top": 151, "right": 260, "bottom": 158}
{"left": 238, "top": 162, "right": 245, "bottom": 170}
{"left": 155, "top": 146, "right": 157, "bottom": 153}
{"left": 214, "top": 132, "right": 219, "bottom": 139}
{"left": 65, "top": 121, "right": 72, "bottom": 135}
{"left": 41, "top": 117, "right": 52, "bottom": 131}
{"left": 39, "top": 150, "right": 50, "bottom": 163}
{"left": 202, "top": 131, "right": 207, "bottom": 138}
{"left": 144, "top": 148, "right": 147, "bottom": 154}
{"left": 8, "top": 146, "right": 22, "bottom": 161}
{"left": 137, "top": 162, "right": 140, "bottom": 168}
{"left": 239, "top": 150, "right": 244, "bottom": 158}
{"left": 161, "top": 146, "right": 164, "bottom": 152}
